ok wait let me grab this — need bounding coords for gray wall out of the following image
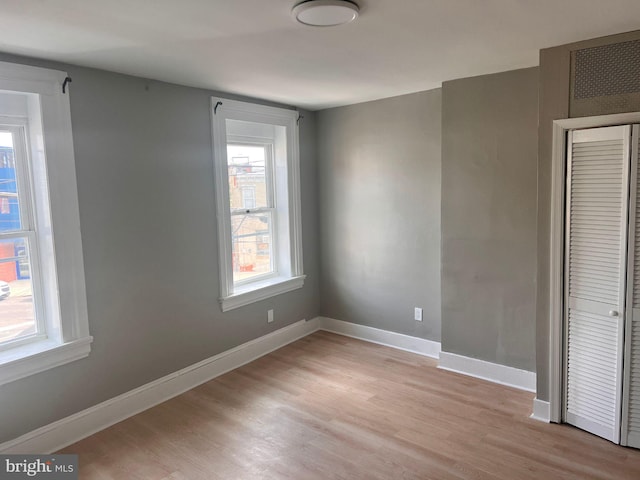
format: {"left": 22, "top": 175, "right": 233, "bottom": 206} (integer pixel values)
{"left": 317, "top": 90, "right": 442, "bottom": 341}
{"left": 536, "top": 30, "right": 640, "bottom": 400}
{"left": 11, "top": 25, "right": 636, "bottom": 442}
{"left": 0, "top": 53, "right": 319, "bottom": 444}
{"left": 441, "top": 68, "right": 539, "bottom": 371}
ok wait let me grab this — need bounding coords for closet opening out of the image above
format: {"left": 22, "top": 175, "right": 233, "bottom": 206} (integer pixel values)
{"left": 549, "top": 113, "right": 640, "bottom": 447}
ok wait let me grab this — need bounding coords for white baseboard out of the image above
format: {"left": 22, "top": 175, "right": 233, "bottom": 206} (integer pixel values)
{"left": 0, "top": 317, "right": 320, "bottom": 454}
{"left": 530, "top": 398, "right": 551, "bottom": 422}
{"left": 2, "top": 316, "right": 540, "bottom": 454}
{"left": 438, "top": 351, "right": 536, "bottom": 392}
{"left": 319, "top": 317, "right": 441, "bottom": 359}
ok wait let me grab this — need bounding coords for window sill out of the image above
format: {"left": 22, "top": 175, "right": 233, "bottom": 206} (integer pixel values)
{"left": 221, "top": 275, "right": 306, "bottom": 312}
{"left": 0, "top": 336, "right": 93, "bottom": 386}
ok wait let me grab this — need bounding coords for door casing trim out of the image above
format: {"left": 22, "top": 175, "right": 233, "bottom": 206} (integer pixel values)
{"left": 549, "top": 112, "right": 640, "bottom": 428}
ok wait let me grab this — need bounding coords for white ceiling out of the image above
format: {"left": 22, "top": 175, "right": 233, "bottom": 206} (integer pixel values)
{"left": 1, "top": 0, "right": 640, "bottom": 110}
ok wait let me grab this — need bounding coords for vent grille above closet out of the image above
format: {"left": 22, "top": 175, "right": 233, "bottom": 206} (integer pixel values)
{"left": 570, "top": 39, "right": 640, "bottom": 117}
{"left": 574, "top": 40, "right": 640, "bottom": 99}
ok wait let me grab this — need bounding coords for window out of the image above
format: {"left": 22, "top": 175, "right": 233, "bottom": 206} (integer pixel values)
{"left": 0, "top": 61, "right": 91, "bottom": 385}
{"left": 211, "top": 98, "right": 304, "bottom": 311}
{"left": 241, "top": 187, "right": 256, "bottom": 210}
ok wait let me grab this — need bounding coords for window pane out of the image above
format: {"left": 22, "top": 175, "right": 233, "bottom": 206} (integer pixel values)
{"left": 0, "top": 237, "right": 37, "bottom": 345}
{"left": 227, "top": 144, "right": 269, "bottom": 210}
{"left": 231, "top": 213, "right": 273, "bottom": 283}
{"left": 0, "top": 131, "right": 23, "bottom": 231}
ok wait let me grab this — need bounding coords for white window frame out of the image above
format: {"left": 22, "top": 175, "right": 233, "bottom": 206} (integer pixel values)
{"left": 0, "top": 61, "right": 91, "bottom": 385}
{"left": 211, "top": 97, "right": 304, "bottom": 312}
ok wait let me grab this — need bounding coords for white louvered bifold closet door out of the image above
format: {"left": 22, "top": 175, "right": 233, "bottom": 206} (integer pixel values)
{"left": 622, "top": 125, "right": 640, "bottom": 448}
{"left": 565, "top": 125, "right": 631, "bottom": 443}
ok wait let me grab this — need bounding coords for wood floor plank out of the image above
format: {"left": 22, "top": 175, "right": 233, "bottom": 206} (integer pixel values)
{"left": 59, "top": 331, "right": 640, "bottom": 479}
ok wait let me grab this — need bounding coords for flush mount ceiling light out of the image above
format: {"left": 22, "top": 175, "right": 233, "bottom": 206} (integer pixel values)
{"left": 292, "top": 0, "right": 359, "bottom": 27}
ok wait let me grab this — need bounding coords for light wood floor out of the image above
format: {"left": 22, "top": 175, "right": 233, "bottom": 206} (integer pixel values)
{"left": 61, "top": 331, "right": 640, "bottom": 479}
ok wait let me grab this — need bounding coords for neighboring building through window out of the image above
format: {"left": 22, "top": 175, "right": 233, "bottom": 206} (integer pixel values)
{"left": 241, "top": 186, "right": 257, "bottom": 210}
{"left": 229, "top": 146, "right": 271, "bottom": 281}
{"left": 211, "top": 98, "right": 304, "bottom": 311}
{"left": 0, "top": 61, "right": 91, "bottom": 386}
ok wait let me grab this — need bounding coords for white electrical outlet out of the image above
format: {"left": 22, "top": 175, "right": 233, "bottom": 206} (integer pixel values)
{"left": 267, "top": 309, "right": 274, "bottom": 323}
{"left": 414, "top": 307, "right": 423, "bottom": 321}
